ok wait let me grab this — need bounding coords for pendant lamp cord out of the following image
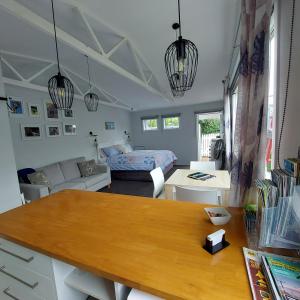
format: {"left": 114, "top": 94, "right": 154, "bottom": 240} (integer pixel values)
{"left": 85, "top": 55, "right": 92, "bottom": 91}
{"left": 51, "top": 0, "right": 61, "bottom": 73}
{"left": 177, "top": 0, "right": 182, "bottom": 37}
{"left": 276, "top": 0, "right": 296, "bottom": 170}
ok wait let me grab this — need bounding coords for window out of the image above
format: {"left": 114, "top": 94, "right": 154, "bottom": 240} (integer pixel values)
{"left": 142, "top": 117, "right": 158, "bottom": 131}
{"left": 162, "top": 114, "right": 180, "bottom": 130}
{"left": 266, "top": 26, "right": 276, "bottom": 175}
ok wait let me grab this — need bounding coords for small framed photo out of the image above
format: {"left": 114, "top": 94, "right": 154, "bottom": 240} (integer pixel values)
{"left": 63, "top": 123, "right": 77, "bottom": 136}
{"left": 21, "top": 124, "right": 42, "bottom": 140}
{"left": 105, "top": 121, "right": 115, "bottom": 130}
{"left": 8, "top": 97, "right": 24, "bottom": 116}
{"left": 46, "top": 124, "right": 61, "bottom": 137}
{"left": 63, "top": 109, "right": 74, "bottom": 119}
{"left": 45, "top": 101, "right": 60, "bottom": 121}
{"left": 28, "top": 103, "right": 41, "bottom": 117}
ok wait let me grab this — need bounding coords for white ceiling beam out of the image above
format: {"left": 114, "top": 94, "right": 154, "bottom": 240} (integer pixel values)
{"left": 147, "top": 73, "right": 153, "bottom": 84}
{"left": 129, "top": 43, "right": 147, "bottom": 84}
{"left": 1, "top": 50, "right": 53, "bottom": 64}
{"left": 106, "top": 38, "right": 127, "bottom": 59}
{"left": 77, "top": 8, "right": 104, "bottom": 55}
{"left": 1, "top": 50, "right": 130, "bottom": 109}
{"left": 3, "top": 77, "right": 131, "bottom": 111}
{"left": 64, "top": 0, "right": 167, "bottom": 98}
{"left": 0, "top": 0, "right": 169, "bottom": 103}
{"left": 61, "top": 67, "right": 84, "bottom": 96}
{"left": 0, "top": 57, "right": 24, "bottom": 81}
{"left": 27, "top": 62, "right": 55, "bottom": 82}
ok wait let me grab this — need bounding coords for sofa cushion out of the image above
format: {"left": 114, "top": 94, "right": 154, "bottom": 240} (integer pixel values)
{"left": 77, "top": 160, "right": 97, "bottom": 177}
{"left": 27, "top": 171, "right": 52, "bottom": 190}
{"left": 51, "top": 181, "right": 85, "bottom": 194}
{"left": 38, "top": 163, "right": 65, "bottom": 187}
{"left": 60, "top": 157, "right": 84, "bottom": 180}
{"left": 82, "top": 173, "right": 108, "bottom": 188}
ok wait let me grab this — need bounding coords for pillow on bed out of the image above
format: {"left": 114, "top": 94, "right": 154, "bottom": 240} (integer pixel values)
{"left": 118, "top": 144, "right": 133, "bottom": 154}
{"left": 102, "top": 146, "right": 121, "bottom": 157}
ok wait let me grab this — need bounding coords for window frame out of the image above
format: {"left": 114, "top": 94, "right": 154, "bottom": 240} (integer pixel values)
{"left": 141, "top": 116, "right": 159, "bottom": 132}
{"left": 162, "top": 114, "right": 181, "bottom": 130}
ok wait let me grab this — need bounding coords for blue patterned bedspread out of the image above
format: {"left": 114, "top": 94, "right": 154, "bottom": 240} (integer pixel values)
{"left": 107, "top": 150, "right": 177, "bottom": 172}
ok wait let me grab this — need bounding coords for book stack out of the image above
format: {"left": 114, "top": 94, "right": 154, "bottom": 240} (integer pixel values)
{"left": 271, "top": 169, "right": 296, "bottom": 197}
{"left": 284, "top": 158, "right": 300, "bottom": 185}
{"left": 261, "top": 255, "right": 300, "bottom": 300}
{"left": 243, "top": 248, "right": 300, "bottom": 300}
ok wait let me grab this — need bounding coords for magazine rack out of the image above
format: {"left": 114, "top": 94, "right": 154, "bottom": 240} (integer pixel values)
{"left": 257, "top": 185, "right": 300, "bottom": 249}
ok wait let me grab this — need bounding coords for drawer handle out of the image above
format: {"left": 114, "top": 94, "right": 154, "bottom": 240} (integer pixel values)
{"left": 0, "top": 266, "right": 38, "bottom": 289}
{"left": 0, "top": 244, "right": 34, "bottom": 263}
{"left": 3, "top": 288, "right": 20, "bottom": 300}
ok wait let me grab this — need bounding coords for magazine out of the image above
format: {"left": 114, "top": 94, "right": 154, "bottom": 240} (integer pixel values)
{"left": 243, "top": 248, "right": 272, "bottom": 300}
{"left": 263, "top": 256, "right": 300, "bottom": 300}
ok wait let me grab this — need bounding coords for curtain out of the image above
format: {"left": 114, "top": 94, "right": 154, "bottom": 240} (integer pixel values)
{"left": 223, "top": 81, "right": 232, "bottom": 170}
{"left": 230, "top": 0, "right": 273, "bottom": 206}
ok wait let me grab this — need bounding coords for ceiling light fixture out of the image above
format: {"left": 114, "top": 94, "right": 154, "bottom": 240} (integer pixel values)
{"left": 164, "top": 0, "right": 198, "bottom": 97}
{"left": 84, "top": 55, "right": 99, "bottom": 112}
{"left": 48, "top": 0, "right": 74, "bottom": 110}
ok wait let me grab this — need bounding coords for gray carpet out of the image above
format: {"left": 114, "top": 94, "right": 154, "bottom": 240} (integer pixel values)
{"left": 99, "top": 165, "right": 189, "bottom": 198}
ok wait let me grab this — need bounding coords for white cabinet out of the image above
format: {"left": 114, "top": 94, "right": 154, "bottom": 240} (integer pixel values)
{"left": 0, "top": 238, "right": 57, "bottom": 300}
{"left": 0, "top": 238, "right": 131, "bottom": 300}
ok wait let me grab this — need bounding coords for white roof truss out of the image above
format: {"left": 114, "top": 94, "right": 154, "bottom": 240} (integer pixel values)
{"left": 0, "top": 0, "right": 170, "bottom": 106}
{"left": 0, "top": 50, "right": 131, "bottom": 110}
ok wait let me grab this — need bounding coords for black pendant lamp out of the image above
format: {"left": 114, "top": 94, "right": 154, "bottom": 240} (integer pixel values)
{"left": 164, "top": 0, "right": 198, "bottom": 96}
{"left": 48, "top": 0, "right": 74, "bottom": 110}
{"left": 84, "top": 55, "right": 99, "bottom": 112}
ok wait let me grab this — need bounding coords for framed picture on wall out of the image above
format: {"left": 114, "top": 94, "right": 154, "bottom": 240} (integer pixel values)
{"left": 63, "top": 123, "right": 77, "bottom": 136}
{"left": 21, "top": 124, "right": 42, "bottom": 140}
{"left": 105, "top": 121, "right": 115, "bottom": 130}
{"left": 8, "top": 97, "right": 24, "bottom": 116}
{"left": 63, "top": 108, "right": 74, "bottom": 119}
{"left": 45, "top": 101, "right": 60, "bottom": 121}
{"left": 46, "top": 124, "right": 61, "bottom": 137}
{"left": 28, "top": 103, "right": 41, "bottom": 117}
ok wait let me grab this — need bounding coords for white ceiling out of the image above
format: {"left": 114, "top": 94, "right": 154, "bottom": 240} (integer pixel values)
{"left": 0, "top": 0, "right": 240, "bottom": 111}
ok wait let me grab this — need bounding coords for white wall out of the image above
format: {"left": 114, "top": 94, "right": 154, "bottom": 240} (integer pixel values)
{"left": 5, "top": 85, "right": 131, "bottom": 169}
{"left": 130, "top": 101, "right": 224, "bottom": 165}
{"left": 0, "top": 67, "right": 21, "bottom": 213}
{"left": 276, "top": 0, "right": 300, "bottom": 163}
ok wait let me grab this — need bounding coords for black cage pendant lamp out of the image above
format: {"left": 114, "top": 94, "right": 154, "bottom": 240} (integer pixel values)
{"left": 48, "top": 0, "right": 74, "bottom": 110}
{"left": 84, "top": 55, "right": 100, "bottom": 112}
{"left": 164, "top": 0, "right": 198, "bottom": 96}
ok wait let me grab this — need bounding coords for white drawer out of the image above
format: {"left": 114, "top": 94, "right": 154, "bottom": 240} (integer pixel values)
{"left": 0, "top": 238, "right": 53, "bottom": 278}
{"left": 0, "top": 286, "right": 43, "bottom": 300}
{"left": 0, "top": 260, "right": 57, "bottom": 300}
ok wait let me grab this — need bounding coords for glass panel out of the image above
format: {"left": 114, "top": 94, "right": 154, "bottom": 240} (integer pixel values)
{"left": 163, "top": 117, "right": 180, "bottom": 129}
{"left": 143, "top": 119, "right": 158, "bottom": 131}
{"left": 266, "top": 30, "right": 276, "bottom": 176}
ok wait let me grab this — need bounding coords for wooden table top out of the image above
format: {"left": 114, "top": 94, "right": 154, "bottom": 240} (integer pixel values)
{"left": 0, "top": 190, "right": 251, "bottom": 300}
{"left": 165, "top": 169, "right": 231, "bottom": 191}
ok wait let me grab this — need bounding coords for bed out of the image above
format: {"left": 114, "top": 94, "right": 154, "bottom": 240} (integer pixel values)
{"left": 101, "top": 145, "right": 177, "bottom": 181}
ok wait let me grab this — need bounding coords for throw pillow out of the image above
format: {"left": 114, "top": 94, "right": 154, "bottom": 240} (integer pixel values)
{"left": 77, "top": 160, "right": 97, "bottom": 177}
{"left": 121, "top": 144, "right": 133, "bottom": 154}
{"left": 27, "top": 171, "right": 52, "bottom": 190}
{"left": 102, "top": 146, "right": 121, "bottom": 157}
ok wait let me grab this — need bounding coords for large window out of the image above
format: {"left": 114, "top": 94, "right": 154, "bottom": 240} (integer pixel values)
{"left": 162, "top": 114, "right": 180, "bottom": 130}
{"left": 142, "top": 117, "right": 159, "bottom": 131}
{"left": 266, "top": 27, "right": 276, "bottom": 174}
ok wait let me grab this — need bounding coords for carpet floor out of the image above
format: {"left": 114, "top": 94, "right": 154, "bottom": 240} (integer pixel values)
{"left": 99, "top": 165, "right": 189, "bottom": 198}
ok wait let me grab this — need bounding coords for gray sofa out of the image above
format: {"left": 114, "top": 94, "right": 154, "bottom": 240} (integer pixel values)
{"left": 20, "top": 157, "right": 111, "bottom": 201}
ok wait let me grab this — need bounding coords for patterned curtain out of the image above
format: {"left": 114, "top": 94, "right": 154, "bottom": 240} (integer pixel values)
{"left": 230, "top": 0, "right": 273, "bottom": 206}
